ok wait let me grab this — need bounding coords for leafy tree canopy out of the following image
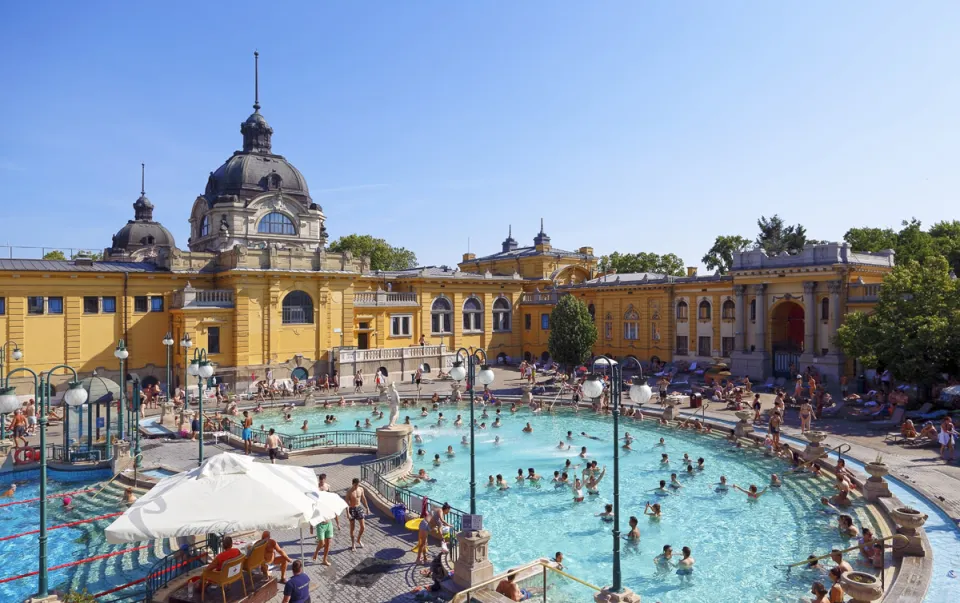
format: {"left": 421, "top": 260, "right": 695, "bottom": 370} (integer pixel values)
{"left": 597, "top": 251, "right": 685, "bottom": 276}
{"left": 548, "top": 295, "right": 598, "bottom": 371}
{"left": 42, "top": 250, "right": 67, "bottom": 260}
{"left": 844, "top": 218, "right": 960, "bottom": 274}
{"left": 835, "top": 256, "right": 960, "bottom": 397}
{"left": 327, "top": 234, "right": 417, "bottom": 271}
{"left": 701, "top": 235, "right": 752, "bottom": 275}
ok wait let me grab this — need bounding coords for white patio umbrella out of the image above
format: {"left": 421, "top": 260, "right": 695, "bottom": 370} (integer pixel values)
{"left": 105, "top": 452, "right": 320, "bottom": 544}
{"left": 308, "top": 491, "right": 348, "bottom": 526}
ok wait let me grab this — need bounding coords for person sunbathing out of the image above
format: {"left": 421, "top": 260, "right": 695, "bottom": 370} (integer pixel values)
{"left": 920, "top": 422, "right": 939, "bottom": 441}
{"left": 901, "top": 419, "right": 917, "bottom": 438}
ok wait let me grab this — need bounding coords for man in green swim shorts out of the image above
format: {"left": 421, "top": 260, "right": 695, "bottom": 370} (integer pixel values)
{"left": 312, "top": 513, "right": 339, "bottom": 566}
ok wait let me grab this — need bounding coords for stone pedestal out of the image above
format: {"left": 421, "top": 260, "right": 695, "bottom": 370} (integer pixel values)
{"left": 376, "top": 424, "right": 412, "bottom": 458}
{"left": 733, "top": 410, "right": 754, "bottom": 438}
{"left": 662, "top": 398, "right": 681, "bottom": 422}
{"left": 26, "top": 595, "right": 62, "bottom": 603}
{"left": 801, "top": 431, "right": 829, "bottom": 462}
{"left": 520, "top": 385, "right": 534, "bottom": 406}
{"left": 453, "top": 529, "right": 494, "bottom": 589}
{"left": 594, "top": 587, "right": 642, "bottom": 602}
{"left": 862, "top": 463, "right": 892, "bottom": 501}
{"left": 890, "top": 507, "right": 928, "bottom": 557}
{"left": 159, "top": 402, "right": 176, "bottom": 427}
{"left": 450, "top": 382, "right": 462, "bottom": 400}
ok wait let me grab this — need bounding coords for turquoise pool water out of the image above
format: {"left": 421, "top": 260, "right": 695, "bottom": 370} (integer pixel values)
{"left": 262, "top": 405, "right": 883, "bottom": 602}
{"left": 0, "top": 478, "right": 169, "bottom": 602}
{"left": 141, "top": 468, "right": 178, "bottom": 480}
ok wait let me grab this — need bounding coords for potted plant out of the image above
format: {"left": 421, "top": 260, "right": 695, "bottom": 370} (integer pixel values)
{"left": 865, "top": 453, "right": 888, "bottom": 482}
{"left": 839, "top": 571, "right": 883, "bottom": 602}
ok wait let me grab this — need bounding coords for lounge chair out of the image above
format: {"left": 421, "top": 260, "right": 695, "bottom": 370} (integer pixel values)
{"left": 866, "top": 406, "right": 906, "bottom": 429}
{"left": 202, "top": 554, "right": 247, "bottom": 603}
{"left": 819, "top": 400, "right": 846, "bottom": 418}
{"left": 756, "top": 377, "right": 776, "bottom": 392}
{"left": 905, "top": 403, "right": 933, "bottom": 420}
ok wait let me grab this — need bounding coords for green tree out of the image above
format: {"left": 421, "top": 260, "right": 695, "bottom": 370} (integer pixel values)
{"left": 548, "top": 295, "right": 598, "bottom": 372}
{"left": 42, "top": 250, "right": 67, "bottom": 260}
{"left": 842, "top": 227, "right": 898, "bottom": 253}
{"left": 701, "top": 235, "right": 752, "bottom": 275}
{"left": 929, "top": 219, "right": 960, "bottom": 275}
{"left": 72, "top": 250, "right": 103, "bottom": 261}
{"left": 835, "top": 256, "right": 960, "bottom": 398}
{"left": 756, "top": 215, "right": 809, "bottom": 256}
{"left": 597, "top": 252, "right": 685, "bottom": 276}
{"left": 892, "top": 218, "right": 937, "bottom": 266}
{"left": 327, "top": 234, "right": 417, "bottom": 271}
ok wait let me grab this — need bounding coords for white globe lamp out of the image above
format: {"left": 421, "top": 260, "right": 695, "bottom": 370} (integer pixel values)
{"left": 477, "top": 365, "right": 495, "bottom": 386}
{"left": 450, "top": 361, "right": 467, "bottom": 382}
{"left": 188, "top": 359, "right": 200, "bottom": 377}
{"left": 630, "top": 383, "right": 652, "bottom": 405}
{"left": 582, "top": 375, "right": 604, "bottom": 399}
{"left": 11, "top": 348, "right": 23, "bottom": 361}
{"left": 198, "top": 361, "right": 214, "bottom": 379}
{"left": 64, "top": 381, "right": 89, "bottom": 407}
{"left": 0, "top": 386, "right": 20, "bottom": 414}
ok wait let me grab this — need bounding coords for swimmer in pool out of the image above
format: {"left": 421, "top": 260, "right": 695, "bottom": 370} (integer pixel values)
{"left": 585, "top": 466, "right": 606, "bottom": 495}
{"left": 596, "top": 503, "right": 614, "bottom": 522}
{"left": 654, "top": 545, "right": 674, "bottom": 572}
{"left": 566, "top": 431, "right": 574, "bottom": 440}
{"left": 652, "top": 480, "right": 670, "bottom": 496}
{"left": 1, "top": 484, "right": 16, "bottom": 498}
{"left": 522, "top": 422, "right": 533, "bottom": 433}
{"left": 494, "top": 436, "right": 501, "bottom": 445}
{"left": 622, "top": 439, "right": 633, "bottom": 451}
{"left": 557, "top": 440, "right": 568, "bottom": 450}
{"left": 446, "top": 446, "right": 455, "bottom": 457}
{"left": 682, "top": 453, "right": 691, "bottom": 464}
{"left": 626, "top": 516, "right": 640, "bottom": 541}
{"left": 496, "top": 474, "right": 509, "bottom": 490}
{"left": 516, "top": 469, "right": 526, "bottom": 484}
{"left": 580, "top": 432, "right": 602, "bottom": 441}
{"left": 415, "top": 434, "right": 424, "bottom": 444}
{"left": 487, "top": 475, "right": 496, "bottom": 488}
{"left": 433, "top": 454, "right": 442, "bottom": 466}
{"left": 572, "top": 478, "right": 584, "bottom": 502}
{"left": 493, "top": 418, "right": 502, "bottom": 428}
{"left": 669, "top": 474, "right": 683, "bottom": 489}
{"left": 454, "top": 415, "right": 463, "bottom": 427}
{"left": 716, "top": 476, "right": 729, "bottom": 491}
{"left": 551, "top": 471, "right": 562, "bottom": 484}
{"left": 661, "top": 453, "right": 669, "bottom": 465}
{"left": 732, "top": 483, "right": 768, "bottom": 499}
{"left": 579, "top": 446, "right": 588, "bottom": 459}
{"left": 676, "top": 546, "right": 695, "bottom": 580}
{"left": 770, "top": 474, "right": 782, "bottom": 488}
{"left": 657, "top": 437, "right": 666, "bottom": 446}
{"left": 696, "top": 457, "right": 705, "bottom": 471}
{"left": 644, "top": 502, "right": 662, "bottom": 520}
{"left": 526, "top": 468, "right": 542, "bottom": 482}
{"left": 461, "top": 436, "right": 469, "bottom": 447}
{"left": 684, "top": 464, "right": 695, "bottom": 477}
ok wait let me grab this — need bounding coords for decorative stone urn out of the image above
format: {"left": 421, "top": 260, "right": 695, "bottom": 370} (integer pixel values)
{"left": 862, "top": 462, "right": 891, "bottom": 501}
{"left": 594, "top": 587, "right": 642, "bottom": 603}
{"left": 450, "top": 381, "right": 462, "bottom": 400}
{"left": 889, "top": 506, "right": 929, "bottom": 557}
{"left": 520, "top": 384, "right": 534, "bottom": 406}
{"left": 662, "top": 397, "right": 682, "bottom": 421}
{"left": 734, "top": 410, "right": 754, "bottom": 438}
{"left": 801, "top": 431, "right": 829, "bottom": 462}
{"left": 840, "top": 571, "right": 883, "bottom": 603}
{"left": 453, "top": 530, "right": 494, "bottom": 589}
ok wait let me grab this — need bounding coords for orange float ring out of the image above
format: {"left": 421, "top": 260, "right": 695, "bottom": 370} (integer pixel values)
{"left": 13, "top": 447, "right": 29, "bottom": 465}
{"left": 32, "top": 447, "right": 41, "bottom": 462}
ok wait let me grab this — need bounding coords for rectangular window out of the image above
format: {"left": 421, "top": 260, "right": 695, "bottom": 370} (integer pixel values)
{"left": 430, "top": 313, "right": 451, "bottom": 334}
{"left": 605, "top": 321, "right": 613, "bottom": 340}
{"left": 624, "top": 322, "right": 638, "bottom": 340}
{"left": 524, "top": 314, "right": 532, "bottom": 330}
{"left": 150, "top": 296, "right": 164, "bottom": 312}
{"left": 207, "top": 327, "right": 221, "bottom": 354}
{"left": 0, "top": 297, "right": 4, "bottom": 315}
{"left": 722, "top": 336, "right": 735, "bottom": 357}
{"left": 750, "top": 299, "right": 756, "bottom": 321}
{"left": 47, "top": 297, "right": 63, "bottom": 314}
{"left": 675, "top": 335, "right": 688, "bottom": 355}
{"left": 698, "top": 336, "right": 711, "bottom": 357}
{"left": 391, "top": 315, "right": 412, "bottom": 337}
{"left": 102, "top": 297, "right": 116, "bottom": 313}
{"left": 28, "top": 296, "right": 45, "bottom": 315}
{"left": 493, "top": 311, "right": 510, "bottom": 332}
{"left": 83, "top": 296, "right": 99, "bottom": 314}
{"left": 541, "top": 314, "right": 550, "bottom": 330}
{"left": 134, "top": 296, "right": 148, "bottom": 313}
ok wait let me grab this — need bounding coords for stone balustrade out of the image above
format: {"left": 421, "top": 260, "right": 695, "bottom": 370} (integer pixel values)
{"left": 353, "top": 290, "right": 419, "bottom": 307}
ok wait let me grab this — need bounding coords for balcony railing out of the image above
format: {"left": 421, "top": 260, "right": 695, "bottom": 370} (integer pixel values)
{"left": 172, "top": 283, "right": 235, "bottom": 309}
{"left": 520, "top": 291, "right": 562, "bottom": 305}
{"left": 848, "top": 283, "right": 881, "bottom": 303}
{"left": 353, "top": 290, "right": 419, "bottom": 307}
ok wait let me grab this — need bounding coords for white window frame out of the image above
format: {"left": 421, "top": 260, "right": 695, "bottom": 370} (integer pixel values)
{"left": 493, "top": 297, "right": 512, "bottom": 332}
{"left": 391, "top": 314, "right": 412, "bottom": 337}
{"left": 462, "top": 297, "right": 483, "bottom": 333}
{"left": 431, "top": 296, "right": 452, "bottom": 335}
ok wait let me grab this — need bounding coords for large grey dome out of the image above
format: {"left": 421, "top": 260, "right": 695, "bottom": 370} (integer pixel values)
{"left": 202, "top": 109, "right": 312, "bottom": 208}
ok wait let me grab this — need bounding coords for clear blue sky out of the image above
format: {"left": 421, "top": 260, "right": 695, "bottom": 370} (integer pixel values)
{"left": 2, "top": 2, "right": 958, "bottom": 269}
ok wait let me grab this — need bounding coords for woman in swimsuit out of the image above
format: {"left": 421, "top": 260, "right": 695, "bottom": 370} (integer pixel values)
{"left": 769, "top": 411, "right": 783, "bottom": 448}
{"left": 644, "top": 502, "right": 662, "bottom": 520}
{"left": 572, "top": 478, "right": 584, "bottom": 502}
{"left": 732, "top": 483, "right": 768, "bottom": 500}
{"left": 799, "top": 400, "right": 814, "bottom": 433}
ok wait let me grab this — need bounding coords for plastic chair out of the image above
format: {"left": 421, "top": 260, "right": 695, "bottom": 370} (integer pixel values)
{"left": 201, "top": 553, "right": 247, "bottom": 603}
{"left": 240, "top": 542, "right": 267, "bottom": 588}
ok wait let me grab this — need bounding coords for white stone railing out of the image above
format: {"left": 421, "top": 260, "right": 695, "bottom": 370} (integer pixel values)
{"left": 849, "top": 283, "right": 881, "bottom": 303}
{"left": 172, "top": 285, "right": 235, "bottom": 309}
{"left": 339, "top": 345, "right": 445, "bottom": 364}
{"left": 353, "top": 291, "right": 419, "bottom": 307}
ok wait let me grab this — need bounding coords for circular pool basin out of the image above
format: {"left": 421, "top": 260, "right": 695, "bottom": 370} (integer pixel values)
{"left": 262, "top": 404, "right": 879, "bottom": 602}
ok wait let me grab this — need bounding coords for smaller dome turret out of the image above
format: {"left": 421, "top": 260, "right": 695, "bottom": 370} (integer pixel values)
{"left": 107, "top": 164, "right": 175, "bottom": 257}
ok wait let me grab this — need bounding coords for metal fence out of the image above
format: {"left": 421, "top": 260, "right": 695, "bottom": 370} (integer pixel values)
{"left": 49, "top": 443, "right": 104, "bottom": 463}
{"left": 222, "top": 423, "right": 377, "bottom": 451}
{"left": 144, "top": 541, "right": 208, "bottom": 601}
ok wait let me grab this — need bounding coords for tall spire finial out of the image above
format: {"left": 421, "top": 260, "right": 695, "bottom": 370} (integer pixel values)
{"left": 540, "top": 218, "right": 544, "bottom": 233}
{"left": 140, "top": 162, "right": 145, "bottom": 196}
{"left": 253, "top": 50, "right": 260, "bottom": 111}
{"left": 509, "top": 224, "right": 512, "bottom": 238}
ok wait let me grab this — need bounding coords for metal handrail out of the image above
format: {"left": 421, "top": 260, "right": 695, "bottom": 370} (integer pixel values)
{"left": 222, "top": 423, "right": 377, "bottom": 451}
{"left": 774, "top": 533, "right": 907, "bottom": 570}
{"left": 144, "top": 541, "right": 208, "bottom": 600}
{"left": 452, "top": 560, "right": 603, "bottom": 603}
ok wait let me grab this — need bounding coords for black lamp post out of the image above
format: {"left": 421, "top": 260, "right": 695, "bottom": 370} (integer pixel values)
{"left": 188, "top": 347, "right": 214, "bottom": 466}
{"left": 449, "top": 348, "right": 495, "bottom": 515}
{"left": 0, "top": 340, "right": 23, "bottom": 440}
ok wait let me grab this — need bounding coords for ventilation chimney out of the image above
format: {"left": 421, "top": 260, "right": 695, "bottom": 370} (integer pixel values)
{"left": 686, "top": 267, "right": 698, "bottom": 277}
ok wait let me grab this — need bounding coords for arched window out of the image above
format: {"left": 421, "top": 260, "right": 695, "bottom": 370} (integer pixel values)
{"left": 676, "top": 301, "right": 688, "bottom": 320}
{"left": 722, "top": 299, "right": 736, "bottom": 320}
{"left": 750, "top": 299, "right": 756, "bottom": 321}
{"left": 257, "top": 212, "right": 297, "bottom": 235}
{"left": 698, "top": 300, "right": 711, "bottom": 320}
{"left": 588, "top": 304, "right": 596, "bottom": 322}
{"left": 199, "top": 216, "right": 210, "bottom": 237}
{"left": 821, "top": 297, "right": 829, "bottom": 321}
{"left": 431, "top": 297, "right": 452, "bottom": 334}
{"left": 463, "top": 297, "right": 483, "bottom": 332}
{"left": 282, "top": 290, "right": 314, "bottom": 324}
{"left": 493, "top": 297, "right": 511, "bottom": 332}
{"left": 624, "top": 306, "right": 639, "bottom": 340}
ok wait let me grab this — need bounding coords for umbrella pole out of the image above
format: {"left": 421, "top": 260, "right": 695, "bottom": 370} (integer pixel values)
{"left": 299, "top": 526, "right": 304, "bottom": 561}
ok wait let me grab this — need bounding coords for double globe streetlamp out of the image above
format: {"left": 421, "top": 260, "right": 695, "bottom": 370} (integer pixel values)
{"left": 0, "top": 340, "right": 23, "bottom": 439}
{"left": 114, "top": 340, "right": 129, "bottom": 448}
{"left": 0, "top": 368, "right": 88, "bottom": 599}
{"left": 449, "top": 349, "right": 495, "bottom": 515}
{"left": 187, "top": 347, "right": 214, "bottom": 466}
{"left": 581, "top": 358, "right": 651, "bottom": 595}
{"left": 162, "top": 332, "right": 174, "bottom": 401}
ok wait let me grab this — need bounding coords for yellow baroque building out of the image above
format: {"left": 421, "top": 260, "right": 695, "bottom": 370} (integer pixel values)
{"left": 0, "top": 90, "right": 894, "bottom": 396}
